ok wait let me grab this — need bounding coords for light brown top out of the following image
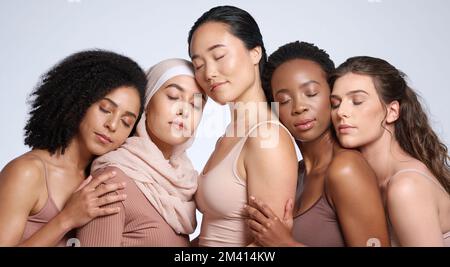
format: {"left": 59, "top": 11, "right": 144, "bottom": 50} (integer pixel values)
{"left": 76, "top": 166, "right": 190, "bottom": 247}
{"left": 292, "top": 164, "right": 345, "bottom": 247}
{"left": 20, "top": 155, "right": 70, "bottom": 247}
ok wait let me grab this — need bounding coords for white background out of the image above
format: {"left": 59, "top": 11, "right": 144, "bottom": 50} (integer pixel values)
{"left": 1, "top": 0, "right": 449, "bottom": 239}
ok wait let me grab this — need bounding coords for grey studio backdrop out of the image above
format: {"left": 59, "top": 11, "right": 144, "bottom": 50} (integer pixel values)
{"left": 1, "top": 0, "right": 449, "bottom": 240}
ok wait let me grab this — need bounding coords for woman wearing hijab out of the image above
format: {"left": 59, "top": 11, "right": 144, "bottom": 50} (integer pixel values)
{"left": 76, "top": 58, "right": 207, "bottom": 246}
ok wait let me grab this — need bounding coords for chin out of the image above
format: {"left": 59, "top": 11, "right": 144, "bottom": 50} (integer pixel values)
{"left": 337, "top": 137, "right": 359, "bottom": 149}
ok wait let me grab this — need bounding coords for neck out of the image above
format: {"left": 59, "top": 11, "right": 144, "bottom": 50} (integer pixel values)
{"left": 228, "top": 76, "right": 272, "bottom": 135}
{"left": 51, "top": 136, "right": 93, "bottom": 176}
{"left": 359, "top": 128, "right": 410, "bottom": 185}
{"left": 297, "top": 129, "right": 334, "bottom": 174}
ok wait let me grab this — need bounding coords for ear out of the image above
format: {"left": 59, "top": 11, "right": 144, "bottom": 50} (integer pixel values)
{"left": 386, "top": 100, "right": 400, "bottom": 124}
{"left": 249, "top": 46, "right": 262, "bottom": 65}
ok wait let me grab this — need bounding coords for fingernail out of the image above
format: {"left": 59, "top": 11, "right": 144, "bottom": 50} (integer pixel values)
{"left": 111, "top": 171, "right": 117, "bottom": 175}
{"left": 250, "top": 196, "right": 255, "bottom": 200}
{"left": 121, "top": 182, "right": 127, "bottom": 186}
{"left": 122, "top": 194, "right": 127, "bottom": 199}
{"left": 243, "top": 204, "right": 247, "bottom": 209}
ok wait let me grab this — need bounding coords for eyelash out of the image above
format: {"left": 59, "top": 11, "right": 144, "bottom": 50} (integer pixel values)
{"left": 168, "top": 96, "right": 179, "bottom": 100}
{"left": 307, "top": 93, "right": 318, "bottom": 97}
{"left": 121, "top": 120, "right": 131, "bottom": 128}
{"left": 99, "top": 107, "right": 111, "bottom": 113}
{"left": 330, "top": 100, "right": 363, "bottom": 109}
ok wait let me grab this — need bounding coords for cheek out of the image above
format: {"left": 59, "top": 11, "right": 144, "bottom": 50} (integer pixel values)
{"left": 277, "top": 106, "right": 292, "bottom": 125}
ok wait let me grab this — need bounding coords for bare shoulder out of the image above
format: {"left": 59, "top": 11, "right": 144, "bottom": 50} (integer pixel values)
{"left": 0, "top": 153, "right": 46, "bottom": 210}
{"left": 386, "top": 171, "right": 435, "bottom": 206}
{"left": 246, "top": 121, "right": 295, "bottom": 154}
{"left": 0, "top": 152, "right": 46, "bottom": 189}
{"left": 327, "top": 149, "right": 378, "bottom": 191}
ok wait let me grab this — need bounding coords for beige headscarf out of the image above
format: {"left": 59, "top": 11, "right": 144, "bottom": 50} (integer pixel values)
{"left": 92, "top": 58, "right": 199, "bottom": 234}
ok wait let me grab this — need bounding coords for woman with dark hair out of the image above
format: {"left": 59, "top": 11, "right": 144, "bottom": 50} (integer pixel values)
{"left": 329, "top": 56, "right": 450, "bottom": 246}
{"left": 188, "top": 6, "right": 298, "bottom": 246}
{"left": 244, "top": 41, "right": 389, "bottom": 247}
{"left": 77, "top": 58, "right": 207, "bottom": 247}
{"left": 0, "top": 50, "right": 147, "bottom": 246}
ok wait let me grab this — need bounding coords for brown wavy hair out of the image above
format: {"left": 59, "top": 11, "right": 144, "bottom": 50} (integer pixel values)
{"left": 330, "top": 56, "right": 450, "bottom": 195}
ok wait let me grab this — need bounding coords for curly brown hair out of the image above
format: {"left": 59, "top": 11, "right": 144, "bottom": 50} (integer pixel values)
{"left": 330, "top": 56, "right": 450, "bottom": 195}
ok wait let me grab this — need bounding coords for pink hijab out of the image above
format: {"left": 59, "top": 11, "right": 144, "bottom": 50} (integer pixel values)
{"left": 92, "top": 58, "right": 199, "bottom": 234}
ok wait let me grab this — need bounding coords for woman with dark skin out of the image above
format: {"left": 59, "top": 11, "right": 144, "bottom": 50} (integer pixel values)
{"left": 0, "top": 50, "right": 147, "bottom": 246}
{"left": 244, "top": 42, "right": 390, "bottom": 247}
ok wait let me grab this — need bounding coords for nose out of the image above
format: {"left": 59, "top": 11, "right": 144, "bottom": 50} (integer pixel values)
{"left": 176, "top": 102, "right": 190, "bottom": 119}
{"left": 204, "top": 63, "right": 217, "bottom": 83}
{"left": 292, "top": 98, "right": 309, "bottom": 115}
{"left": 336, "top": 102, "right": 350, "bottom": 119}
{"left": 104, "top": 114, "right": 119, "bottom": 132}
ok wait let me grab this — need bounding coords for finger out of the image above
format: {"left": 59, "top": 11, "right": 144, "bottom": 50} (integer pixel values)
{"left": 245, "top": 204, "right": 270, "bottom": 225}
{"left": 93, "top": 207, "right": 121, "bottom": 217}
{"left": 247, "top": 219, "right": 266, "bottom": 233}
{"left": 249, "top": 196, "right": 275, "bottom": 219}
{"left": 284, "top": 198, "right": 294, "bottom": 221}
{"left": 95, "top": 194, "right": 127, "bottom": 207}
{"left": 94, "top": 182, "right": 126, "bottom": 197}
{"left": 88, "top": 170, "right": 117, "bottom": 189}
{"left": 250, "top": 229, "right": 263, "bottom": 243}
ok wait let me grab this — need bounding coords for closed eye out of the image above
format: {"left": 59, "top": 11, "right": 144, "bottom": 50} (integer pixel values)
{"left": 99, "top": 107, "right": 111, "bottom": 113}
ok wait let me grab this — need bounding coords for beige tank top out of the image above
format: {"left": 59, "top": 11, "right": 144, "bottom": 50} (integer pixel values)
{"left": 195, "top": 120, "right": 293, "bottom": 247}
{"left": 20, "top": 155, "right": 70, "bottom": 247}
{"left": 382, "top": 168, "right": 450, "bottom": 247}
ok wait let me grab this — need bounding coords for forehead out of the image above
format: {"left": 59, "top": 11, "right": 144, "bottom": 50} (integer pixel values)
{"left": 190, "top": 22, "right": 240, "bottom": 56}
{"left": 272, "top": 59, "right": 327, "bottom": 83}
{"left": 103, "top": 86, "right": 140, "bottom": 106}
{"left": 333, "top": 73, "right": 376, "bottom": 95}
{"left": 162, "top": 75, "right": 205, "bottom": 95}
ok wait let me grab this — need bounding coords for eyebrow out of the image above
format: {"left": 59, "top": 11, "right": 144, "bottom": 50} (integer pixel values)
{"left": 191, "top": 44, "right": 226, "bottom": 60}
{"left": 165, "top": 83, "right": 185, "bottom": 92}
{"left": 274, "top": 80, "right": 320, "bottom": 96}
{"left": 102, "top": 97, "right": 137, "bottom": 119}
{"left": 166, "top": 84, "right": 208, "bottom": 101}
{"left": 330, "top": 89, "right": 369, "bottom": 99}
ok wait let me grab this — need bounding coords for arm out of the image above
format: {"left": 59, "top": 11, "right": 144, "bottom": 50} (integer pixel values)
{"left": 77, "top": 167, "right": 128, "bottom": 247}
{"left": 245, "top": 124, "right": 298, "bottom": 244}
{"left": 0, "top": 157, "right": 46, "bottom": 246}
{"left": 0, "top": 157, "right": 126, "bottom": 247}
{"left": 386, "top": 173, "right": 445, "bottom": 246}
{"left": 245, "top": 197, "right": 306, "bottom": 247}
{"left": 326, "top": 151, "right": 390, "bottom": 247}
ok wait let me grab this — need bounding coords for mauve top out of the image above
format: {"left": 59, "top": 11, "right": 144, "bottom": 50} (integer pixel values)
{"left": 20, "top": 155, "right": 70, "bottom": 247}
{"left": 292, "top": 162, "right": 345, "bottom": 247}
{"left": 76, "top": 166, "right": 190, "bottom": 247}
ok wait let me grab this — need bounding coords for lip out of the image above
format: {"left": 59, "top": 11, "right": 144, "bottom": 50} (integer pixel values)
{"left": 293, "top": 119, "right": 316, "bottom": 131}
{"left": 209, "top": 81, "right": 227, "bottom": 92}
{"left": 169, "top": 120, "right": 185, "bottom": 130}
{"left": 95, "top": 132, "right": 113, "bottom": 144}
{"left": 337, "top": 124, "right": 356, "bottom": 134}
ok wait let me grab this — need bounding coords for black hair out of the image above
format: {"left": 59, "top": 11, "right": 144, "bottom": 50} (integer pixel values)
{"left": 187, "top": 5, "right": 267, "bottom": 75}
{"left": 262, "top": 41, "right": 335, "bottom": 103}
{"left": 24, "top": 49, "right": 147, "bottom": 154}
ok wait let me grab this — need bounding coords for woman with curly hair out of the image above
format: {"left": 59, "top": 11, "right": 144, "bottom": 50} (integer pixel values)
{"left": 0, "top": 50, "right": 147, "bottom": 246}
{"left": 77, "top": 58, "right": 207, "bottom": 246}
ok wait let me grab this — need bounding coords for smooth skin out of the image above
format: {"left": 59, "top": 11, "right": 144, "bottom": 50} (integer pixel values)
{"left": 0, "top": 86, "right": 140, "bottom": 246}
{"left": 190, "top": 22, "right": 298, "bottom": 244}
{"left": 331, "top": 73, "right": 450, "bottom": 246}
{"left": 244, "top": 59, "right": 389, "bottom": 247}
